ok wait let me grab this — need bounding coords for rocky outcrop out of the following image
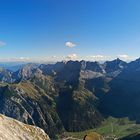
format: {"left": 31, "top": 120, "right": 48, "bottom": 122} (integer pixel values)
{"left": 0, "top": 83, "right": 64, "bottom": 138}
{"left": 0, "top": 114, "right": 50, "bottom": 140}
{"left": 83, "top": 132, "right": 104, "bottom": 140}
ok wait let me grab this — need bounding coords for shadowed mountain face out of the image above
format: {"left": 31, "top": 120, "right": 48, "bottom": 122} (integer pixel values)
{"left": 1, "top": 59, "right": 140, "bottom": 138}
{"left": 104, "top": 58, "right": 127, "bottom": 77}
{"left": 99, "top": 58, "right": 140, "bottom": 121}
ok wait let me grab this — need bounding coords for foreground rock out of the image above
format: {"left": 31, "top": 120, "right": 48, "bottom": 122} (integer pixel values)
{"left": 83, "top": 132, "right": 104, "bottom": 140}
{"left": 0, "top": 114, "right": 50, "bottom": 140}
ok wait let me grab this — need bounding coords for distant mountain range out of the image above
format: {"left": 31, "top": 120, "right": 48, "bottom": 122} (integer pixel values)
{"left": 0, "top": 58, "right": 140, "bottom": 139}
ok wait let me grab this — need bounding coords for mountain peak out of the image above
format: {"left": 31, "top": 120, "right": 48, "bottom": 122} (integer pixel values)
{"left": 103, "top": 58, "right": 127, "bottom": 76}
{"left": 116, "top": 57, "right": 122, "bottom": 61}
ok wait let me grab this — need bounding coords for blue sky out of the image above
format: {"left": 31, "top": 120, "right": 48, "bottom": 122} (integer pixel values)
{"left": 0, "top": 0, "right": 140, "bottom": 62}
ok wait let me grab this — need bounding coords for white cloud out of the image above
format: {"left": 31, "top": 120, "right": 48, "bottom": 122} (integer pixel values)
{"left": 9, "top": 57, "right": 30, "bottom": 62}
{"left": 117, "top": 54, "right": 129, "bottom": 58}
{"left": 0, "top": 41, "right": 6, "bottom": 47}
{"left": 90, "top": 55, "right": 104, "bottom": 58}
{"left": 19, "top": 57, "right": 30, "bottom": 60}
{"left": 0, "top": 57, "right": 30, "bottom": 62}
{"left": 66, "top": 53, "right": 78, "bottom": 60}
{"left": 51, "top": 55, "right": 57, "bottom": 58}
{"left": 65, "top": 41, "right": 76, "bottom": 48}
{"left": 117, "top": 54, "right": 132, "bottom": 61}
{"left": 86, "top": 55, "right": 111, "bottom": 61}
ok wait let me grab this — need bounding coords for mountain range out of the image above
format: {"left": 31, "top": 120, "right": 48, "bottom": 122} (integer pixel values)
{"left": 0, "top": 58, "right": 140, "bottom": 139}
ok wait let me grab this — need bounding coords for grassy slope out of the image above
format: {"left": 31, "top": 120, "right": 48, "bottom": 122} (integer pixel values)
{"left": 59, "top": 117, "right": 140, "bottom": 140}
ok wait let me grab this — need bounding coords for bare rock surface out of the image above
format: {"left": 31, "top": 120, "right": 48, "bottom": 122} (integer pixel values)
{"left": 0, "top": 114, "right": 50, "bottom": 140}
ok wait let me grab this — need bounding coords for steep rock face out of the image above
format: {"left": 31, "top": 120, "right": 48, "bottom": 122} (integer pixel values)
{"left": 0, "top": 114, "right": 50, "bottom": 140}
{"left": 80, "top": 61, "right": 104, "bottom": 83}
{"left": 103, "top": 58, "right": 127, "bottom": 77}
{"left": 84, "top": 61, "right": 105, "bottom": 73}
{"left": 0, "top": 68, "right": 13, "bottom": 83}
{"left": 0, "top": 83, "right": 64, "bottom": 138}
{"left": 12, "top": 63, "right": 39, "bottom": 81}
{"left": 99, "top": 58, "right": 140, "bottom": 121}
{"left": 0, "top": 82, "right": 102, "bottom": 136}
{"left": 57, "top": 85, "right": 103, "bottom": 131}
{"left": 38, "top": 61, "right": 104, "bottom": 132}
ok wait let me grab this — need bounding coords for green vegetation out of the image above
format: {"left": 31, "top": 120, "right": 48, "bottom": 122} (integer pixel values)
{"left": 60, "top": 117, "right": 140, "bottom": 140}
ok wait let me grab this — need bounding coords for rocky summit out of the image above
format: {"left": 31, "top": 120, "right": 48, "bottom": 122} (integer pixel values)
{"left": 0, "top": 114, "right": 50, "bottom": 140}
